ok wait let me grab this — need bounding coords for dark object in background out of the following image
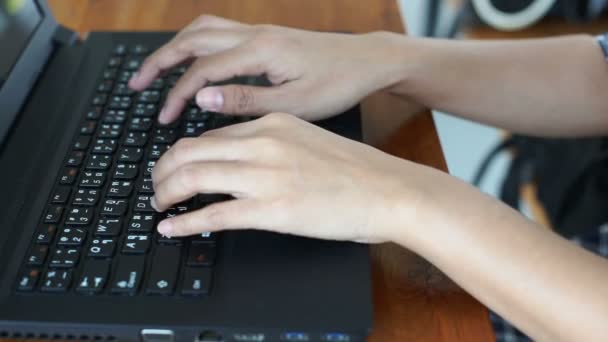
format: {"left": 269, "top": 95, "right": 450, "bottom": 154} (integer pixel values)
{"left": 474, "top": 135, "right": 608, "bottom": 238}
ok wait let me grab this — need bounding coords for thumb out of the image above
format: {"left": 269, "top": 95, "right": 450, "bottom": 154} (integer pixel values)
{"left": 196, "top": 84, "right": 295, "bottom": 116}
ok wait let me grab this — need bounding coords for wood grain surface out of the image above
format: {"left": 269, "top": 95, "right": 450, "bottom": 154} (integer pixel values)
{"left": 2, "top": 1, "right": 494, "bottom": 341}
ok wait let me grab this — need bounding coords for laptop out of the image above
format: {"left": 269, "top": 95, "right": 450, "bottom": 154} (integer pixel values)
{"left": 0, "top": 1, "right": 372, "bottom": 341}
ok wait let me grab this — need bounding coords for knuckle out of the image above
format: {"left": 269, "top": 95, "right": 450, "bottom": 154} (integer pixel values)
{"left": 171, "top": 138, "right": 196, "bottom": 163}
{"left": 249, "top": 135, "right": 283, "bottom": 155}
{"left": 176, "top": 164, "right": 201, "bottom": 190}
{"left": 230, "top": 86, "right": 256, "bottom": 112}
{"left": 262, "top": 112, "right": 291, "bottom": 126}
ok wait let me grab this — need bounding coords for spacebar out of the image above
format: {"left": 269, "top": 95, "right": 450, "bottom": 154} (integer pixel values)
{"left": 145, "top": 245, "right": 181, "bottom": 295}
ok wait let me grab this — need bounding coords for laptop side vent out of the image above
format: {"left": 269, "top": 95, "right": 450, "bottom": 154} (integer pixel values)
{"left": 0, "top": 330, "right": 116, "bottom": 340}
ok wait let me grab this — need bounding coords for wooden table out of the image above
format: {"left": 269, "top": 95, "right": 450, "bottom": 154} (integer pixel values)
{"left": 4, "top": 1, "right": 494, "bottom": 341}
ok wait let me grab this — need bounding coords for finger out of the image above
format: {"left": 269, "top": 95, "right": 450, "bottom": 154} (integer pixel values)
{"left": 157, "top": 198, "right": 285, "bottom": 237}
{"left": 177, "top": 15, "right": 246, "bottom": 37}
{"left": 159, "top": 47, "right": 270, "bottom": 123}
{"left": 194, "top": 82, "right": 301, "bottom": 116}
{"left": 129, "top": 29, "right": 248, "bottom": 91}
{"left": 152, "top": 136, "right": 254, "bottom": 184}
{"left": 151, "top": 161, "right": 265, "bottom": 212}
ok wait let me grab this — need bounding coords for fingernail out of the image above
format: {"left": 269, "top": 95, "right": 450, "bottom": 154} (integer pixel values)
{"left": 158, "top": 220, "right": 173, "bottom": 236}
{"left": 150, "top": 196, "right": 159, "bottom": 211}
{"left": 196, "top": 87, "right": 223, "bottom": 112}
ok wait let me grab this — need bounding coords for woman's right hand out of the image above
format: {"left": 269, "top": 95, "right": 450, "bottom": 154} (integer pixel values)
{"left": 129, "top": 15, "right": 410, "bottom": 124}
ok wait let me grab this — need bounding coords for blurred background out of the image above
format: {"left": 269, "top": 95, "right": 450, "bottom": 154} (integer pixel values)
{"left": 398, "top": 0, "right": 608, "bottom": 219}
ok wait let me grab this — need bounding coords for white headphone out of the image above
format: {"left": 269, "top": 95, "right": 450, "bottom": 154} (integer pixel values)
{"left": 472, "top": 0, "right": 557, "bottom": 31}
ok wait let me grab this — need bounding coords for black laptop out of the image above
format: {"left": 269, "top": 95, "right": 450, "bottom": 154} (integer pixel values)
{"left": 0, "top": 1, "right": 372, "bottom": 341}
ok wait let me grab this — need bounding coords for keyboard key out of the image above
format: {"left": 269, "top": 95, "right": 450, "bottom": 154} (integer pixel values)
{"left": 103, "top": 69, "right": 117, "bottom": 80}
{"left": 57, "top": 227, "right": 87, "bottom": 246}
{"left": 113, "top": 83, "right": 135, "bottom": 96}
{"left": 143, "top": 161, "right": 156, "bottom": 176}
{"left": 121, "top": 235, "right": 150, "bottom": 254}
{"left": 191, "top": 232, "right": 217, "bottom": 244}
{"left": 117, "top": 147, "right": 143, "bottom": 163}
{"left": 134, "top": 195, "right": 154, "bottom": 212}
{"left": 41, "top": 269, "right": 72, "bottom": 292}
{"left": 139, "top": 177, "right": 154, "bottom": 194}
{"left": 79, "top": 121, "right": 97, "bottom": 135}
{"left": 128, "top": 117, "right": 153, "bottom": 131}
{"left": 92, "top": 94, "right": 108, "bottom": 106}
{"left": 108, "top": 96, "right": 131, "bottom": 110}
{"left": 130, "top": 44, "right": 149, "bottom": 55}
{"left": 117, "top": 70, "right": 133, "bottom": 83}
{"left": 49, "top": 248, "right": 80, "bottom": 268}
{"left": 59, "top": 168, "right": 79, "bottom": 185}
{"left": 88, "top": 238, "right": 116, "bottom": 258}
{"left": 73, "top": 135, "right": 91, "bottom": 150}
{"left": 136, "top": 90, "right": 161, "bottom": 104}
{"left": 66, "top": 151, "right": 85, "bottom": 167}
{"left": 184, "top": 121, "right": 207, "bottom": 137}
{"left": 185, "top": 107, "right": 210, "bottom": 122}
{"left": 128, "top": 213, "right": 155, "bottom": 233}
{"left": 113, "top": 163, "right": 138, "bottom": 180}
{"left": 94, "top": 217, "right": 123, "bottom": 237}
{"left": 86, "top": 106, "right": 102, "bottom": 120}
{"left": 80, "top": 171, "right": 106, "bottom": 188}
{"left": 114, "top": 44, "right": 127, "bottom": 56}
{"left": 123, "top": 131, "right": 148, "bottom": 147}
{"left": 16, "top": 269, "right": 40, "bottom": 292}
{"left": 25, "top": 245, "right": 49, "bottom": 266}
{"left": 108, "top": 56, "right": 122, "bottom": 68}
{"left": 101, "top": 198, "right": 128, "bottom": 216}
{"left": 103, "top": 109, "right": 128, "bottom": 124}
{"left": 51, "top": 187, "right": 71, "bottom": 204}
{"left": 110, "top": 255, "right": 145, "bottom": 294}
{"left": 97, "top": 80, "right": 113, "bottom": 93}
{"left": 72, "top": 188, "right": 100, "bottom": 206}
{"left": 157, "top": 234, "right": 184, "bottom": 245}
{"left": 148, "top": 79, "right": 165, "bottom": 90}
{"left": 44, "top": 206, "right": 63, "bottom": 223}
{"left": 34, "top": 225, "right": 57, "bottom": 244}
{"left": 91, "top": 139, "right": 117, "bottom": 155}
{"left": 76, "top": 259, "right": 110, "bottom": 294}
{"left": 87, "top": 154, "right": 112, "bottom": 170}
{"left": 132, "top": 103, "right": 157, "bottom": 117}
{"left": 145, "top": 246, "right": 181, "bottom": 295}
{"left": 98, "top": 124, "right": 122, "bottom": 139}
{"left": 186, "top": 243, "right": 216, "bottom": 267}
{"left": 65, "top": 207, "right": 94, "bottom": 225}
{"left": 180, "top": 267, "right": 212, "bottom": 296}
{"left": 152, "top": 128, "right": 177, "bottom": 144}
{"left": 107, "top": 180, "right": 133, "bottom": 198}
{"left": 124, "top": 57, "right": 143, "bottom": 70}
{"left": 148, "top": 144, "right": 170, "bottom": 160}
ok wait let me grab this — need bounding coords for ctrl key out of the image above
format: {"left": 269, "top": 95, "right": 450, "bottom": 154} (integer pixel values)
{"left": 180, "top": 267, "right": 212, "bottom": 296}
{"left": 16, "top": 269, "right": 41, "bottom": 292}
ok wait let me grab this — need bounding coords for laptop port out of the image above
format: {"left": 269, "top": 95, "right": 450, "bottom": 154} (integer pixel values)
{"left": 321, "top": 333, "right": 351, "bottom": 342}
{"left": 196, "top": 330, "right": 223, "bottom": 342}
{"left": 232, "top": 333, "right": 265, "bottom": 341}
{"left": 140, "top": 329, "right": 175, "bottom": 342}
{"left": 280, "top": 332, "right": 310, "bottom": 341}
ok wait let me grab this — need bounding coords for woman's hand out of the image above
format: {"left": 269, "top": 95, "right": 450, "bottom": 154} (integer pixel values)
{"left": 129, "top": 15, "right": 408, "bottom": 124}
{"left": 150, "top": 113, "right": 425, "bottom": 243}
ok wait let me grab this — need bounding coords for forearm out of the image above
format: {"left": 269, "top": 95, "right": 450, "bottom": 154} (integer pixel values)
{"left": 393, "top": 166, "right": 608, "bottom": 341}
{"left": 384, "top": 33, "right": 608, "bottom": 137}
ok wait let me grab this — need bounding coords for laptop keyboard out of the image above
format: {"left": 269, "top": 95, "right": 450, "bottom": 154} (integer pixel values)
{"left": 14, "top": 43, "right": 246, "bottom": 297}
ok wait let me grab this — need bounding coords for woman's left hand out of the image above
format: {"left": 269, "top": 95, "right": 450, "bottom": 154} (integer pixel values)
{"left": 150, "top": 113, "right": 425, "bottom": 243}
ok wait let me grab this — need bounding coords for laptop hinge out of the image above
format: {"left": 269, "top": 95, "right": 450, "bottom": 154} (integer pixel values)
{"left": 52, "top": 25, "right": 80, "bottom": 46}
